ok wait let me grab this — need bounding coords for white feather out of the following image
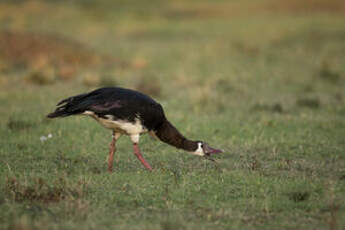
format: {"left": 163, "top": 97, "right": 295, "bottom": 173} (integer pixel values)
{"left": 191, "top": 142, "right": 204, "bottom": 156}
{"left": 83, "top": 111, "right": 147, "bottom": 139}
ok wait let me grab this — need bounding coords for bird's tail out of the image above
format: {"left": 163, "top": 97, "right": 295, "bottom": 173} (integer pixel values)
{"left": 47, "top": 93, "right": 88, "bottom": 118}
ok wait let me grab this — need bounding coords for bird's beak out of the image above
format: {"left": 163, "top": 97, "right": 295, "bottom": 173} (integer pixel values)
{"left": 204, "top": 145, "right": 224, "bottom": 155}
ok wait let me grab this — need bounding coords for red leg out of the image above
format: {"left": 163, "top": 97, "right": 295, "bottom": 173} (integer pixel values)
{"left": 133, "top": 143, "right": 152, "bottom": 171}
{"left": 108, "top": 132, "right": 119, "bottom": 172}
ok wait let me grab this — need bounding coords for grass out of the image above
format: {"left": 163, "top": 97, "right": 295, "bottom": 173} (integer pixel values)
{"left": 1, "top": 0, "right": 345, "bottom": 229}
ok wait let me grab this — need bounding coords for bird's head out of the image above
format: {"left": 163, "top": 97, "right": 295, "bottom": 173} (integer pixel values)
{"left": 192, "top": 141, "right": 223, "bottom": 156}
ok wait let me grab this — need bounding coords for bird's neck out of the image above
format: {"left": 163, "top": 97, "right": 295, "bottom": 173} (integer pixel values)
{"left": 154, "top": 119, "right": 198, "bottom": 152}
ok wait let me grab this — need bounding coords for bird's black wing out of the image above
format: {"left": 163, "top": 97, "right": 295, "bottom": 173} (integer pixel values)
{"left": 84, "top": 88, "right": 166, "bottom": 130}
{"left": 47, "top": 88, "right": 109, "bottom": 118}
{"left": 48, "top": 87, "right": 166, "bottom": 131}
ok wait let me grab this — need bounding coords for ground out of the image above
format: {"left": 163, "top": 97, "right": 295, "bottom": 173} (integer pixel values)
{"left": 0, "top": 0, "right": 345, "bottom": 229}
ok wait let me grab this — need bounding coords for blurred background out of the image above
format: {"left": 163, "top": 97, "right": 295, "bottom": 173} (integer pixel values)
{"left": 1, "top": 1, "right": 345, "bottom": 229}
{"left": 0, "top": 0, "right": 344, "bottom": 116}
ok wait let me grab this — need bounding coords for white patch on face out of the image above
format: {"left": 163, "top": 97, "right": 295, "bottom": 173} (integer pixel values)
{"left": 192, "top": 142, "right": 205, "bottom": 156}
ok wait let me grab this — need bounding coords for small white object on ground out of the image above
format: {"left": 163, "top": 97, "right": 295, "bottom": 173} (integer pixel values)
{"left": 40, "top": 133, "right": 53, "bottom": 142}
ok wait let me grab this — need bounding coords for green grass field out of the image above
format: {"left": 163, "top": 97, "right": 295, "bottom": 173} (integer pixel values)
{"left": 1, "top": 0, "right": 345, "bottom": 229}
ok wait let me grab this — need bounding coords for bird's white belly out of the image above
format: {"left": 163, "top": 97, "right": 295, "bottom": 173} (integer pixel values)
{"left": 83, "top": 111, "right": 147, "bottom": 135}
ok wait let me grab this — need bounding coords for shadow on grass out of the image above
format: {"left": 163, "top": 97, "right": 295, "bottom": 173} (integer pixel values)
{"left": 296, "top": 97, "right": 320, "bottom": 109}
{"left": 4, "top": 176, "right": 88, "bottom": 203}
{"left": 7, "top": 118, "right": 37, "bottom": 131}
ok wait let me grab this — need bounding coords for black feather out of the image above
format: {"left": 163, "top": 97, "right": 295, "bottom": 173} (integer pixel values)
{"left": 47, "top": 87, "right": 166, "bottom": 131}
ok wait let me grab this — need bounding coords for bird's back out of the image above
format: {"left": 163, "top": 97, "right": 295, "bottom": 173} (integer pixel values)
{"left": 48, "top": 87, "right": 166, "bottom": 131}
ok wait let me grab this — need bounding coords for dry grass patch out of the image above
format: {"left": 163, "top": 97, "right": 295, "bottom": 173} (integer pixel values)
{"left": 266, "top": 0, "right": 345, "bottom": 14}
{"left": 0, "top": 31, "right": 100, "bottom": 68}
{"left": 0, "top": 31, "right": 125, "bottom": 83}
{"left": 165, "top": 0, "right": 345, "bottom": 20}
{"left": 4, "top": 176, "right": 88, "bottom": 203}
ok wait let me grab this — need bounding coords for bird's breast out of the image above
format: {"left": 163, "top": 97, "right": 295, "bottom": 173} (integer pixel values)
{"left": 83, "top": 111, "right": 147, "bottom": 135}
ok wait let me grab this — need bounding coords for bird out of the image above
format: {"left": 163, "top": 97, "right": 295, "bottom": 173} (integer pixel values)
{"left": 47, "top": 87, "right": 223, "bottom": 172}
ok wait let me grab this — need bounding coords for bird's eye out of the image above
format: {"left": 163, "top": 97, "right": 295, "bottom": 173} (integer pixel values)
{"left": 201, "top": 143, "right": 204, "bottom": 148}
